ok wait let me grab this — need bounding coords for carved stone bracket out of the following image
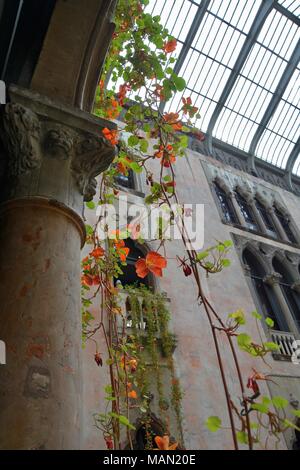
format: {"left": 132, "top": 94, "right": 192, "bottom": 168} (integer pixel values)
{"left": 72, "top": 134, "right": 117, "bottom": 201}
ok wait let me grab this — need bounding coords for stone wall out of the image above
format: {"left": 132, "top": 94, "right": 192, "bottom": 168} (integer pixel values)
{"left": 81, "top": 145, "right": 300, "bottom": 450}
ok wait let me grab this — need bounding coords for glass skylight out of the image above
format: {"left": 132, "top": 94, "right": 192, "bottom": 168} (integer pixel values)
{"left": 143, "top": 0, "right": 300, "bottom": 175}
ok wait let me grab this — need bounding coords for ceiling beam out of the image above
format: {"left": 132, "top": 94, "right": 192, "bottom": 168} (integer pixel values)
{"left": 206, "top": 0, "right": 275, "bottom": 155}
{"left": 274, "top": 2, "right": 300, "bottom": 26}
{"left": 159, "top": 0, "right": 211, "bottom": 113}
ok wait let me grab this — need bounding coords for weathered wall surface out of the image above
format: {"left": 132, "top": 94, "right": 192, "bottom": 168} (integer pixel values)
{"left": 81, "top": 146, "right": 300, "bottom": 450}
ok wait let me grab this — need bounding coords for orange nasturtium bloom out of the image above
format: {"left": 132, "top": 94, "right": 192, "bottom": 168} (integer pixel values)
{"left": 135, "top": 251, "right": 167, "bottom": 278}
{"left": 90, "top": 247, "right": 105, "bottom": 258}
{"left": 154, "top": 435, "right": 178, "bottom": 450}
{"left": 163, "top": 112, "right": 182, "bottom": 131}
{"left": 114, "top": 239, "right": 129, "bottom": 262}
{"left": 128, "top": 390, "right": 137, "bottom": 399}
{"left": 163, "top": 38, "right": 177, "bottom": 53}
{"left": 102, "top": 127, "right": 118, "bottom": 146}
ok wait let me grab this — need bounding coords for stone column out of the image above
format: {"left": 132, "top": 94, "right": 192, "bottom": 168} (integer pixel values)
{"left": 228, "top": 191, "right": 246, "bottom": 227}
{"left": 267, "top": 208, "right": 289, "bottom": 243}
{"left": 249, "top": 200, "right": 267, "bottom": 234}
{"left": 0, "top": 86, "right": 116, "bottom": 449}
{"left": 264, "top": 272, "right": 299, "bottom": 336}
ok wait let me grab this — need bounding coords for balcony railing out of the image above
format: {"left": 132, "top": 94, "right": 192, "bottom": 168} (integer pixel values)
{"left": 270, "top": 329, "right": 296, "bottom": 361}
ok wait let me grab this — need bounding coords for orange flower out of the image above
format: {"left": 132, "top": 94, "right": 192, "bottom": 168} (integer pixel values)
{"left": 128, "top": 390, "right": 137, "bottom": 399}
{"left": 153, "top": 84, "right": 165, "bottom": 101}
{"left": 114, "top": 239, "right": 130, "bottom": 262}
{"left": 117, "top": 83, "right": 131, "bottom": 106}
{"left": 181, "top": 96, "right": 198, "bottom": 117}
{"left": 128, "top": 358, "right": 137, "bottom": 372}
{"left": 81, "top": 274, "right": 93, "bottom": 287}
{"left": 102, "top": 127, "right": 118, "bottom": 145}
{"left": 163, "top": 39, "right": 177, "bottom": 53}
{"left": 163, "top": 112, "right": 182, "bottom": 131}
{"left": 154, "top": 435, "right": 178, "bottom": 450}
{"left": 135, "top": 251, "right": 167, "bottom": 278}
{"left": 90, "top": 247, "right": 105, "bottom": 258}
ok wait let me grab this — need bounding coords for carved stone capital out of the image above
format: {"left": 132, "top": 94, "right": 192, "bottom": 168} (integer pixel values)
{"left": 0, "top": 86, "right": 116, "bottom": 209}
{"left": 43, "top": 127, "right": 74, "bottom": 160}
{"left": 263, "top": 272, "right": 282, "bottom": 286}
{"left": 0, "top": 103, "right": 41, "bottom": 176}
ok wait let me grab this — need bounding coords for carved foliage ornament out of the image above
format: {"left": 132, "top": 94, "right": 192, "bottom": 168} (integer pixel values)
{"left": 0, "top": 102, "right": 116, "bottom": 201}
{"left": 1, "top": 103, "right": 41, "bottom": 175}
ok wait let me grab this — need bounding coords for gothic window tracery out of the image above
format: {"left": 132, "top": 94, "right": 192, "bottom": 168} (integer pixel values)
{"left": 213, "top": 181, "right": 237, "bottom": 224}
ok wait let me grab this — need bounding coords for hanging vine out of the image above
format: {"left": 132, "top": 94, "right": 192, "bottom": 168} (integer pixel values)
{"left": 81, "top": 0, "right": 300, "bottom": 451}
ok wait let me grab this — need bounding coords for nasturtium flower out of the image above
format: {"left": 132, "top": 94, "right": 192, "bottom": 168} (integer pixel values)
{"left": 163, "top": 38, "right": 177, "bottom": 53}
{"left": 128, "top": 390, "right": 137, "bottom": 399}
{"left": 154, "top": 435, "right": 178, "bottom": 450}
{"left": 90, "top": 247, "right": 105, "bottom": 258}
{"left": 135, "top": 251, "right": 167, "bottom": 278}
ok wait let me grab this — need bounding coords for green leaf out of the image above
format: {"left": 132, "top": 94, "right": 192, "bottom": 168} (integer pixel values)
{"left": 251, "top": 403, "right": 269, "bottom": 414}
{"left": 237, "top": 333, "right": 252, "bottom": 348}
{"left": 264, "top": 342, "right": 280, "bottom": 351}
{"left": 139, "top": 139, "right": 149, "bottom": 153}
{"left": 292, "top": 410, "right": 300, "bottom": 418}
{"left": 85, "top": 224, "right": 93, "bottom": 236}
{"left": 86, "top": 201, "right": 95, "bottom": 210}
{"left": 283, "top": 419, "right": 300, "bottom": 431}
{"left": 229, "top": 309, "right": 246, "bottom": 325}
{"left": 172, "top": 75, "right": 186, "bottom": 92}
{"left": 251, "top": 310, "right": 262, "bottom": 320}
{"left": 205, "top": 416, "right": 222, "bottom": 432}
{"left": 221, "top": 258, "right": 231, "bottom": 267}
{"left": 129, "top": 161, "right": 142, "bottom": 173}
{"left": 272, "top": 396, "right": 288, "bottom": 409}
{"left": 236, "top": 431, "right": 248, "bottom": 445}
{"left": 265, "top": 317, "right": 274, "bottom": 328}
{"left": 196, "top": 250, "right": 209, "bottom": 261}
{"left": 128, "top": 135, "right": 139, "bottom": 147}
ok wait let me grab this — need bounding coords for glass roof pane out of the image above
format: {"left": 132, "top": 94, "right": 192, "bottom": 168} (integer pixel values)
{"left": 133, "top": 1, "right": 300, "bottom": 174}
{"left": 147, "top": 0, "right": 197, "bottom": 43}
{"left": 277, "top": 0, "right": 300, "bottom": 18}
{"left": 256, "top": 129, "right": 295, "bottom": 167}
{"left": 256, "top": 9, "right": 300, "bottom": 60}
{"left": 214, "top": 107, "right": 259, "bottom": 150}
{"left": 208, "top": 0, "right": 262, "bottom": 33}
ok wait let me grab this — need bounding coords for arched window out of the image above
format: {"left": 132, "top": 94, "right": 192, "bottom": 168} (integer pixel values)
{"left": 235, "top": 192, "right": 258, "bottom": 231}
{"left": 274, "top": 206, "right": 297, "bottom": 244}
{"left": 213, "top": 182, "right": 237, "bottom": 224}
{"left": 114, "top": 239, "right": 150, "bottom": 287}
{"left": 243, "top": 248, "right": 288, "bottom": 331}
{"left": 114, "top": 168, "right": 135, "bottom": 189}
{"left": 255, "top": 198, "right": 277, "bottom": 237}
{"left": 272, "top": 257, "right": 300, "bottom": 331}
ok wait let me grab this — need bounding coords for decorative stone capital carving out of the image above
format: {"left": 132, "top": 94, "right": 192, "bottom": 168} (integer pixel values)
{"left": 43, "top": 127, "right": 74, "bottom": 160}
{"left": 291, "top": 281, "right": 300, "bottom": 293}
{"left": 0, "top": 102, "right": 41, "bottom": 176}
{"left": 0, "top": 86, "right": 117, "bottom": 209}
{"left": 263, "top": 272, "right": 282, "bottom": 286}
{"left": 72, "top": 135, "right": 117, "bottom": 201}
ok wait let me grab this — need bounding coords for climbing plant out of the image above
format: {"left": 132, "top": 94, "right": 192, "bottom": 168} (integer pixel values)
{"left": 81, "top": 0, "right": 300, "bottom": 450}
